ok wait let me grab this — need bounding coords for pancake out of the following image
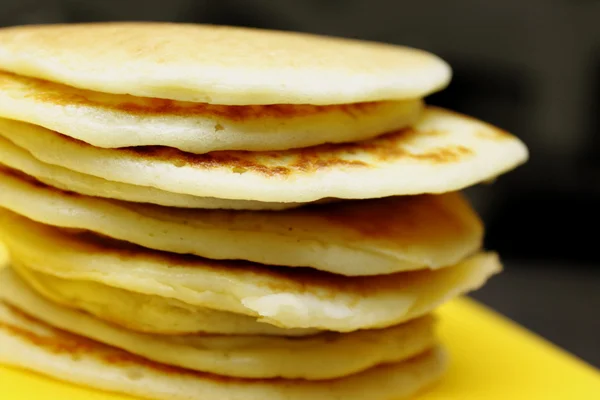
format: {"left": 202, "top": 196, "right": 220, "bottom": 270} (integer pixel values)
{"left": 0, "top": 168, "right": 483, "bottom": 275}
{"left": 0, "top": 136, "right": 306, "bottom": 210}
{"left": 0, "top": 210, "right": 502, "bottom": 331}
{"left": 0, "top": 71, "right": 423, "bottom": 152}
{"left": 11, "top": 262, "right": 316, "bottom": 337}
{"left": 13, "top": 253, "right": 501, "bottom": 332}
{"left": 0, "top": 302, "right": 447, "bottom": 400}
{"left": 0, "top": 107, "right": 529, "bottom": 202}
{"left": 0, "top": 268, "right": 436, "bottom": 380}
{"left": 0, "top": 22, "right": 450, "bottom": 105}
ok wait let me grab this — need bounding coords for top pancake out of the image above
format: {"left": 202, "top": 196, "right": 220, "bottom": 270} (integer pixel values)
{"left": 0, "top": 22, "right": 450, "bottom": 105}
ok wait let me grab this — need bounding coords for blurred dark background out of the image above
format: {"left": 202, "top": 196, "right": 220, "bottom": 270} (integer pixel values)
{"left": 1, "top": 0, "right": 598, "bottom": 367}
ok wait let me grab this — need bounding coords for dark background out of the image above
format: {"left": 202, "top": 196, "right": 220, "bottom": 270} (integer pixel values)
{"left": 1, "top": 0, "right": 599, "bottom": 367}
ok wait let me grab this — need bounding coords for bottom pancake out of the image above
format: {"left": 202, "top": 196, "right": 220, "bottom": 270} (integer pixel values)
{"left": 0, "top": 301, "right": 447, "bottom": 400}
{"left": 0, "top": 267, "right": 437, "bottom": 380}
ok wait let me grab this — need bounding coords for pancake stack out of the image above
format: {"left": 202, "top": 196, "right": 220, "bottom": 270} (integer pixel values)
{"left": 0, "top": 23, "right": 528, "bottom": 399}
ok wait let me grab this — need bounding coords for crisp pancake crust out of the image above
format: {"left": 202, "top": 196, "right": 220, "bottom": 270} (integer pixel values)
{"left": 0, "top": 22, "right": 450, "bottom": 104}
{"left": 0, "top": 107, "right": 529, "bottom": 202}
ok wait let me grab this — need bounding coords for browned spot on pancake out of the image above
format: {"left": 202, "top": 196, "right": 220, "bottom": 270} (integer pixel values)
{"left": 125, "top": 146, "right": 367, "bottom": 177}
{"left": 475, "top": 129, "right": 513, "bottom": 140}
{"left": 310, "top": 130, "right": 473, "bottom": 164}
{"left": 415, "top": 145, "right": 472, "bottom": 163}
{"left": 0, "top": 70, "right": 383, "bottom": 120}
{"left": 120, "top": 128, "right": 473, "bottom": 176}
{"left": 309, "top": 194, "right": 477, "bottom": 242}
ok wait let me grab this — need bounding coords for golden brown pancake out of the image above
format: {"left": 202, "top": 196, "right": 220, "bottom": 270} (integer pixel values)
{"left": 0, "top": 166, "right": 483, "bottom": 275}
{"left": 0, "top": 106, "right": 529, "bottom": 202}
{"left": 0, "top": 70, "right": 423, "bottom": 152}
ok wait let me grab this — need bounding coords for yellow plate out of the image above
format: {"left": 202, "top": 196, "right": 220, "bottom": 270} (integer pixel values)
{"left": 1, "top": 297, "right": 599, "bottom": 399}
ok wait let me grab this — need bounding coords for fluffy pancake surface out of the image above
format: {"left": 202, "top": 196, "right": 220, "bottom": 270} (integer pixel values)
{"left": 0, "top": 208, "right": 501, "bottom": 331}
{"left": 0, "top": 268, "right": 437, "bottom": 380}
{"left": 0, "top": 22, "right": 450, "bottom": 105}
{"left": 0, "top": 167, "right": 483, "bottom": 275}
{"left": 0, "top": 107, "right": 528, "bottom": 202}
{"left": 0, "top": 300, "right": 447, "bottom": 400}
